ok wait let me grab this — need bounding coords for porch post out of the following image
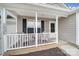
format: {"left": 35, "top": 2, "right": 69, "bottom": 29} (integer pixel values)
{"left": 1, "top": 8, "right": 7, "bottom": 52}
{"left": 56, "top": 16, "right": 58, "bottom": 43}
{"left": 35, "top": 12, "right": 38, "bottom": 47}
{"left": 16, "top": 15, "right": 17, "bottom": 33}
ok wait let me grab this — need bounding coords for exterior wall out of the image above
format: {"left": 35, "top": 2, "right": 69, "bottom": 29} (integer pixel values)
{"left": 44, "top": 20, "right": 49, "bottom": 32}
{"left": 17, "top": 15, "right": 55, "bottom": 33}
{"left": 17, "top": 16, "right": 23, "bottom": 33}
{"left": 7, "top": 19, "right": 16, "bottom": 34}
{"left": 0, "top": 19, "right": 1, "bottom": 51}
{"left": 59, "top": 13, "right": 76, "bottom": 44}
{"left": 76, "top": 12, "right": 79, "bottom": 45}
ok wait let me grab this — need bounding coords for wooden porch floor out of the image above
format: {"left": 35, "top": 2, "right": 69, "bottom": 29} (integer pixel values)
{"left": 4, "top": 43, "right": 58, "bottom": 56}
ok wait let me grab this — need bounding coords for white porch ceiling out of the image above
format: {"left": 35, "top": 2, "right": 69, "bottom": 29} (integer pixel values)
{"left": 45, "top": 3, "right": 69, "bottom": 9}
{"left": 0, "top": 3, "right": 73, "bottom": 19}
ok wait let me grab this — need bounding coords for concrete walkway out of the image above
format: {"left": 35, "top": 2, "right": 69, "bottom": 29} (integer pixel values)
{"left": 59, "top": 40, "right": 79, "bottom": 56}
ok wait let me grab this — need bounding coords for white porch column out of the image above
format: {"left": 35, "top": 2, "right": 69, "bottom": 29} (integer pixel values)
{"left": 1, "top": 8, "right": 7, "bottom": 52}
{"left": 35, "top": 12, "right": 38, "bottom": 47}
{"left": 56, "top": 16, "right": 58, "bottom": 43}
{"left": 16, "top": 16, "right": 18, "bottom": 33}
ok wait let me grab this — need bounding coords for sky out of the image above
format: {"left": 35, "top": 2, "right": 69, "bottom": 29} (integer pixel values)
{"left": 65, "top": 3, "right": 79, "bottom": 9}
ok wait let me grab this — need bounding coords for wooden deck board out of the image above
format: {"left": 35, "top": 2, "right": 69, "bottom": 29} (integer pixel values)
{"left": 4, "top": 43, "right": 58, "bottom": 56}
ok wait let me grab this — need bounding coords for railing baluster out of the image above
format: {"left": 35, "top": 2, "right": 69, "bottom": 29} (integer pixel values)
{"left": 45, "top": 34, "right": 46, "bottom": 43}
{"left": 31, "top": 34, "right": 32, "bottom": 45}
{"left": 28, "top": 34, "right": 29, "bottom": 46}
{"left": 15, "top": 35, "right": 16, "bottom": 48}
{"left": 8, "top": 35, "right": 9, "bottom": 49}
{"left": 13, "top": 35, "right": 15, "bottom": 48}
{"left": 11, "top": 35, "right": 13, "bottom": 49}
{"left": 29, "top": 34, "right": 30, "bottom": 46}
{"left": 20, "top": 35, "right": 21, "bottom": 47}
{"left": 21, "top": 34, "right": 24, "bottom": 46}
{"left": 40, "top": 34, "right": 41, "bottom": 44}
{"left": 24, "top": 35, "right": 26, "bottom": 46}
{"left": 13, "top": 35, "right": 14, "bottom": 48}
{"left": 12, "top": 35, "right": 14, "bottom": 48}
{"left": 39, "top": 34, "right": 40, "bottom": 44}
{"left": 38, "top": 33, "right": 40, "bottom": 44}
{"left": 10, "top": 35, "right": 12, "bottom": 48}
{"left": 22, "top": 35, "right": 23, "bottom": 47}
{"left": 19, "top": 34, "right": 22, "bottom": 47}
{"left": 27, "top": 34, "right": 28, "bottom": 46}
{"left": 43, "top": 34, "right": 45, "bottom": 43}
{"left": 23, "top": 35, "right": 24, "bottom": 46}
{"left": 30, "top": 34, "right": 31, "bottom": 45}
{"left": 21, "top": 35, "right": 22, "bottom": 47}
{"left": 17, "top": 35, "right": 18, "bottom": 47}
{"left": 9, "top": 35, "right": 10, "bottom": 49}
{"left": 39, "top": 34, "right": 41, "bottom": 44}
{"left": 10, "top": 35, "right": 11, "bottom": 49}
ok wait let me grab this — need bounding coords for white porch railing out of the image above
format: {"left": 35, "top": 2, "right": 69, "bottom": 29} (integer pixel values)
{"left": 38, "top": 33, "right": 56, "bottom": 45}
{"left": 6, "top": 34, "right": 36, "bottom": 50}
{"left": 6, "top": 33, "right": 56, "bottom": 50}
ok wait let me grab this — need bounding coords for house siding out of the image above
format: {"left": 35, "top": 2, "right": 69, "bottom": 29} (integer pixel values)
{"left": 44, "top": 21, "right": 49, "bottom": 32}
{"left": 7, "top": 21, "right": 16, "bottom": 34}
{"left": 76, "top": 12, "right": 79, "bottom": 45}
{"left": 0, "top": 19, "right": 1, "bottom": 51}
{"left": 59, "top": 14, "right": 76, "bottom": 44}
{"left": 17, "top": 15, "right": 55, "bottom": 33}
{"left": 17, "top": 16, "right": 23, "bottom": 33}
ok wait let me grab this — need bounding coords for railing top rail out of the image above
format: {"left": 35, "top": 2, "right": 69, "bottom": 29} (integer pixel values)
{"left": 6, "top": 33, "right": 56, "bottom": 35}
{"left": 6, "top": 34, "right": 28, "bottom": 35}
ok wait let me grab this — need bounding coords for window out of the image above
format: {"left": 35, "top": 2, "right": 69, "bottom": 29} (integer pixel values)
{"left": 23, "top": 19, "right": 27, "bottom": 33}
{"left": 41, "top": 20, "right": 44, "bottom": 32}
{"left": 49, "top": 22, "right": 55, "bottom": 33}
{"left": 27, "top": 28, "right": 41, "bottom": 33}
{"left": 28, "top": 28, "right": 34, "bottom": 33}
{"left": 27, "top": 21, "right": 41, "bottom": 33}
{"left": 51, "top": 23, "right": 55, "bottom": 32}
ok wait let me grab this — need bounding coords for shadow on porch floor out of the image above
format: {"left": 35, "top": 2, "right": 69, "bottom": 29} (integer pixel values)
{"left": 15, "top": 47, "right": 67, "bottom": 56}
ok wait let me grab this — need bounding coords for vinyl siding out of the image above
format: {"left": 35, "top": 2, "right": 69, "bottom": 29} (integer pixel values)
{"left": 17, "top": 15, "right": 55, "bottom": 33}
{"left": 76, "top": 12, "right": 79, "bottom": 45}
{"left": 59, "top": 14, "right": 76, "bottom": 44}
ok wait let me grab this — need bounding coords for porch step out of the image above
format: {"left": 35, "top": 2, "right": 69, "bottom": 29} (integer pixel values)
{"left": 4, "top": 43, "right": 58, "bottom": 56}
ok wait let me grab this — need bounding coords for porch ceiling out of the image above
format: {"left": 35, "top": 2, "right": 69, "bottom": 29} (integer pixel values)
{"left": 14, "top": 10, "right": 57, "bottom": 19}
{"left": 0, "top": 3, "right": 71, "bottom": 18}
